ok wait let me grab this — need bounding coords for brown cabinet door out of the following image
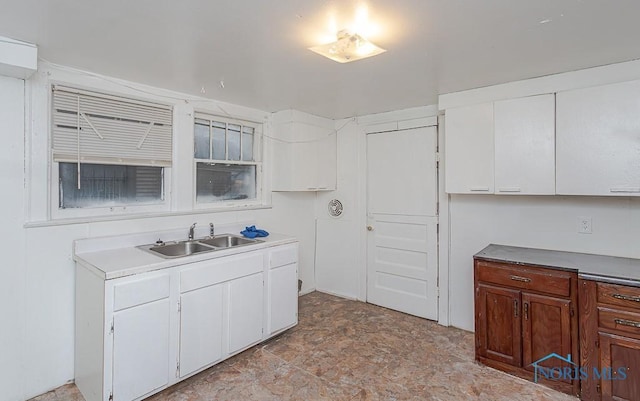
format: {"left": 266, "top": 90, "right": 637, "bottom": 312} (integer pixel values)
{"left": 476, "top": 283, "right": 522, "bottom": 366}
{"left": 522, "top": 292, "right": 574, "bottom": 384}
{"left": 600, "top": 332, "right": 640, "bottom": 401}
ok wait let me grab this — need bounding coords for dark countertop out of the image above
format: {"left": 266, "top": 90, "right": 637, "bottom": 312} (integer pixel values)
{"left": 474, "top": 244, "right": 640, "bottom": 287}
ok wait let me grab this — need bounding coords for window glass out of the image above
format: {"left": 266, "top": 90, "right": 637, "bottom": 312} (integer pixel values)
{"left": 227, "top": 124, "right": 241, "bottom": 161}
{"left": 194, "top": 120, "right": 210, "bottom": 159}
{"left": 194, "top": 114, "right": 261, "bottom": 205}
{"left": 242, "top": 126, "right": 254, "bottom": 161}
{"left": 195, "top": 163, "right": 256, "bottom": 202}
{"left": 212, "top": 122, "right": 226, "bottom": 160}
{"left": 59, "top": 162, "right": 163, "bottom": 208}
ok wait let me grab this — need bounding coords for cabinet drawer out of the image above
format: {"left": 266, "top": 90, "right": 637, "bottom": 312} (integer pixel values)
{"left": 269, "top": 244, "right": 298, "bottom": 269}
{"left": 597, "top": 282, "right": 640, "bottom": 311}
{"left": 475, "top": 260, "right": 572, "bottom": 297}
{"left": 181, "top": 252, "right": 263, "bottom": 293}
{"left": 599, "top": 306, "right": 640, "bottom": 336}
{"left": 113, "top": 274, "right": 171, "bottom": 311}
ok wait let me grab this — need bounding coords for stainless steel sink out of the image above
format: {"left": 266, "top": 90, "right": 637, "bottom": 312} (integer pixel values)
{"left": 198, "top": 234, "right": 259, "bottom": 248}
{"left": 139, "top": 234, "right": 261, "bottom": 258}
{"left": 145, "top": 241, "right": 214, "bottom": 258}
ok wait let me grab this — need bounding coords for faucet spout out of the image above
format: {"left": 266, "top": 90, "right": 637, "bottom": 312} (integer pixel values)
{"left": 188, "top": 223, "right": 197, "bottom": 240}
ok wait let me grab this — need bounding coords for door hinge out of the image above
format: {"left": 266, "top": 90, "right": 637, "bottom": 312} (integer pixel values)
{"left": 570, "top": 308, "right": 575, "bottom": 317}
{"left": 109, "top": 320, "right": 114, "bottom": 335}
{"left": 177, "top": 300, "right": 181, "bottom": 312}
{"left": 435, "top": 152, "right": 441, "bottom": 163}
{"left": 436, "top": 287, "right": 440, "bottom": 298}
{"left": 108, "top": 390, "right": 113, "bottom": 401}
{"left": 595, "top": 339, "right": 600, "bottom": 348}
{"left": 176, "top": 361, "right": 180, "bottom": 378}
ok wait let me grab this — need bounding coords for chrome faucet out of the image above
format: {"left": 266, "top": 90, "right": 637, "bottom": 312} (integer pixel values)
{"left": 209, "top": 222, "right": 215, "bottom": 238}
{"left": 188, "top": 223, "right": 197, "bottom": 240}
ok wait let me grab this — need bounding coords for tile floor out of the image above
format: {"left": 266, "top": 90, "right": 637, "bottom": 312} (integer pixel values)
{"left": 31, "top": 291, "right": 577, "bottom": 401}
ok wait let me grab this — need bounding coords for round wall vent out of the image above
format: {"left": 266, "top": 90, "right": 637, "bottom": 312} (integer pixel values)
{"left": 328, "top": 199, "right": 344, "bottom": 218}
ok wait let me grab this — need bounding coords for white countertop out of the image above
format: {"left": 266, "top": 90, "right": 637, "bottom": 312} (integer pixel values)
{"left": 74, "top": 228, "right": 297, "bottom": 280}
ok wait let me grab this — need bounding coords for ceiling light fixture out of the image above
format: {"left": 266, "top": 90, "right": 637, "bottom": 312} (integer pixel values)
{"left": 309, "top": 29, "right": 386, "bottom": 63}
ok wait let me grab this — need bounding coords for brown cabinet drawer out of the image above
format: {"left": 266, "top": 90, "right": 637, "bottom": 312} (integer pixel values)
{"left": 597, "top": 282, "right": 640, "bottom": 311}
{"left": 475, "top": 260, "right": 572, "bottom": 297}
{"left": 598, "top": 306, "right": 640, "bottom": 336}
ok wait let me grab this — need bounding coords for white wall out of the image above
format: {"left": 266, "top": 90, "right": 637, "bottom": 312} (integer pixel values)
{"left": 0, "top": 76, "right": 27, "bottom": 401}
{"left": 315, "top": 117, "right": 362, "bottom": 299}
{"left": 2, "top": 64, "right": 318, "bottom": 401}
{"left": 449, "top": 195, "right": 640, "bottom": 331}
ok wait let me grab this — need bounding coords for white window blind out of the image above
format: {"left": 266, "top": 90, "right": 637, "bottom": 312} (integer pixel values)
{"left": 52, "top": 85, "right": 173, "bottom": 167}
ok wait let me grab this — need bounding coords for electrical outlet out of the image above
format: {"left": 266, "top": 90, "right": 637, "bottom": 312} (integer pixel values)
{"left": 578, "top": 216, "right": 592, "bottom": 234}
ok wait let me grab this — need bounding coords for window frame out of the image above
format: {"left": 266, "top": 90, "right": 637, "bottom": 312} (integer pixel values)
{"left": 48, "top": 84, "right": 174, "bottom": 220}
{"left": 192, "top": 112, "right": 264, "bottom": 210}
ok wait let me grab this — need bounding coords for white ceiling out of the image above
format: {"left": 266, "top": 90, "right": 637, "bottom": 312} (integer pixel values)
{"left": 1, "top": 0, "right": 640, "bottom": 119}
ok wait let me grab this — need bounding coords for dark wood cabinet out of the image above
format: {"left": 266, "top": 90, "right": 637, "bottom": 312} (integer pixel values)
{"left": 522, "top": 292, "right": 573, "bottom": 383}
{"left": 476, "top": 283, "right": 522, "bottom": 366}
{"left": 580, "top": 279, "right": 640, "bottom": 401}
{"left": 474, "top": 259, "right": 579, "bottom": 396}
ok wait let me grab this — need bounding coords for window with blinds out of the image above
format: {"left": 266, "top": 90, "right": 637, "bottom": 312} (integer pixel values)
{"left": 51, "top": 86, "right": 173, "bottom": 209}
{"left": 193, "top": 113, "right": 261, "bottom": 204}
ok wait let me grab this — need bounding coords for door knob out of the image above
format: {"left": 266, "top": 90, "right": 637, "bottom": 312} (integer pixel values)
{"left": 367, "top": 226, "right": 374, "bottom": 231}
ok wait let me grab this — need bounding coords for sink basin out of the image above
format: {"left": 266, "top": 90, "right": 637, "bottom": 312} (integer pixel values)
{"left": 139, "top": 233, "right": 262, "bottom": 258}
{"left": 198, "top": 234, "right": 259, "bottom": 248}
{"left": 146, "top": 241, "right": 214, "bottom": 258}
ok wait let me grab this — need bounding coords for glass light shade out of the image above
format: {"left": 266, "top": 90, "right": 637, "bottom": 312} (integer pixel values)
{"left": 309, "top": 30, "right": 386, "bottom": 63}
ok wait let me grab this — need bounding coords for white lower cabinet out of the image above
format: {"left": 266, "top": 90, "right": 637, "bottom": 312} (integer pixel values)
{"left": 179, "top": 283, "right": 223, "bottom": 378}
{"left": 112, "top": 298, "right": 171, "bottom": 401}
{"left": 75, "top": 242, "right": 298, "bottom": 401}
{"left": 267, "top": 244, "right": 299, "bottom": 335}
{"left": 268, "top": 264, "right": 298, "bottom": 334}
{"left": 228, "top": 272, "right": 264, "bottom": 353}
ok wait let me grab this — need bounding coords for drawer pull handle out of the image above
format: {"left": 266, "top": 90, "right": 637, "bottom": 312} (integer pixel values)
{"left": 614, "top": 318, "right": 640, "bottom": 328}
{"left": 510, "top": 275, "right": 532, "bottom": 283}
{"left": 612, "top": 293, "right": 640, "bottom": 303}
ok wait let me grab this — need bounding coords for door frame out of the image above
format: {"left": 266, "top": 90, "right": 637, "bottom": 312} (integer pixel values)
{"left": 355, "top": 109, "right": 450, "bottom": 326}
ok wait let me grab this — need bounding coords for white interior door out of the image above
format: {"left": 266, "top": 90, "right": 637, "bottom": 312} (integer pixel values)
{"left": 366, "top": 126, "right": 438, "bottom": 320}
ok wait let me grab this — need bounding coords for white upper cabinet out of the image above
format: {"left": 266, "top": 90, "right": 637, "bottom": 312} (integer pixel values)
{"left": 445, "top": 95, "right": 556, "bottom": 195}
{"left": 557, "top": 80, "right": 640, "bottom": 196}
{"left": 445, "top": 102, "right": 495, "bottom": 194}
{"left": 494, "top": 94, "right": 556, "bottom": 195}
{"left": 271, "top": 110, "right": 337, "bottom": 191}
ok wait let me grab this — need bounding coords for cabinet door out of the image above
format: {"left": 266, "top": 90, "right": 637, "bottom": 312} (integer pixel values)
{"left": 557, "top": 80, "right": 640, "bottom": 196}
{"left": 316, "top": 130, "right": 337, "bottom": 190}
{"left": 179, "top": 284, "right": 223, "bottom": 378}
{"left": 112, "top": 298, "right": 171, "bottom": 401}
{"left": 228, "top": 272, "right": 264, "bottom": 354}
{"left": 272, "top": 120, "right": 336, "bottom": 191}
{"left": 600, "top": 332, "right": 640, "bottom": 401}
{"left": 268, "top": 263, "right": 298, "bottom": 335}
{"left": 291, "top": 139, "right": 319, "bottom": 190}
{"left": 445, "top": 102, "right": 494, "bottom": 194}
{"left": 521, "top": 293, "right": 574, "bottom": 382}
{"left": 494, "top": 94, "right": 555, "bottom": 195}
{"left": 476, "top": 283, "right": 521, "bottom": 366}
